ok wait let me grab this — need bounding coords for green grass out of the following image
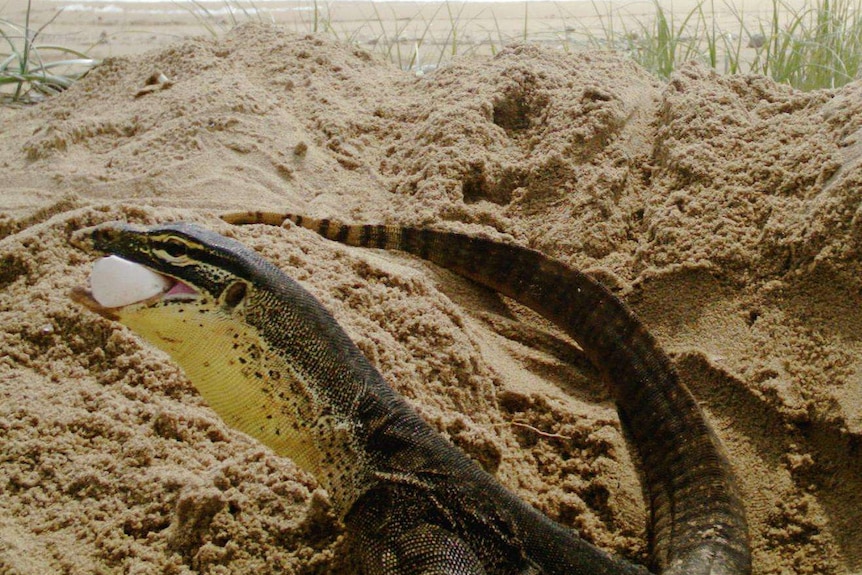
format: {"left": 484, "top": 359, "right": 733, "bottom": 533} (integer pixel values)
{"left": 3, "top": 0, "right": 861, "bottom": 105}
{"left": 0, "top": 0, "right": 100, "bottom": 104}
{"left": 297, "top": 0, "right": 862, "bottom": 90}
{"left": 583, "top": 0, "right": 862, "bottom": 89}
{"left": 754, "top": 0, "right": 862, "bottom": 88}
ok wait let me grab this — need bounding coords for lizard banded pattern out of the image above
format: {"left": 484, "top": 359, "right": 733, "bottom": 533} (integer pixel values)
{"left": 222, "top": 211, "right": 752, "bottom": 575}
{"left": 71, "top": 215, "right": 751, "bottom": 575}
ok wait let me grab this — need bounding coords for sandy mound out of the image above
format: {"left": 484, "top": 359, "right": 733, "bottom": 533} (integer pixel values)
{"left": 2, "top": 23, "right": 861, "bottom": 574}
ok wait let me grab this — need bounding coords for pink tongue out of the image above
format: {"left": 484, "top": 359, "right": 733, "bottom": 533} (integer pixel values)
{"left": 165, "top": 281, "right": 197, "bottom": 297}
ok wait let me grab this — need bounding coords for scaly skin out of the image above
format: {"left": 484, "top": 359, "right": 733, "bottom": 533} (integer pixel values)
{"left": 69, "top": 216, "right": 750, "bottom": 575}
{"left": 221, "top": 211, "right": 752, "bottom": 575}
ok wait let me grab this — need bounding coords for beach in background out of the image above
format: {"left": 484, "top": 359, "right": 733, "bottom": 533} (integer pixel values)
{"left": 4, "top": 0, "right": 810, "bottom": 66}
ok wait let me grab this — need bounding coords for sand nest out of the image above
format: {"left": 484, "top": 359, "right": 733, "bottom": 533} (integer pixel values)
{"left": 2, "top": 23, "right": 862, "bottom": 574}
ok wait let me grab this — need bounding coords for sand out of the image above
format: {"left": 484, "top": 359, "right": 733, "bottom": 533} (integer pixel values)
{"left": 1, "top": 20, "right": 861, "bottom": 575}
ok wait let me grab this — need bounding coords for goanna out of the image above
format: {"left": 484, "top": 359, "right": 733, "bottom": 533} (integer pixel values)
{"left": 71, "top": 213, "right": 751, "bottom": 575}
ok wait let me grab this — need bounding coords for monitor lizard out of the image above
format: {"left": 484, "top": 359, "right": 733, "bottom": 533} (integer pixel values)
{"left": 70, "top": 215, "right": 750, "bottom": 575}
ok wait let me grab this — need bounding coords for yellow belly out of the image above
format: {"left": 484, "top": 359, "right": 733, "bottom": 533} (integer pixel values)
{"left": 116, "top": 300, "right": 367, "bottom": 513}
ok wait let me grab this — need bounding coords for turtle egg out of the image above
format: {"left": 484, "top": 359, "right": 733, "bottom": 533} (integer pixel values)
{"left": 90, "top": 255, "right": 171, "bottom": 308}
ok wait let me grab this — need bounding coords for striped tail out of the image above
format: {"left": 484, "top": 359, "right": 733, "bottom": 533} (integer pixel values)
{"left": 221, "top": 210, "right": 752, "bottom": 575}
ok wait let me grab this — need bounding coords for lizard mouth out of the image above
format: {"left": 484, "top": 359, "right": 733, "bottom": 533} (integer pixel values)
{"left": 71, "top": 255, "right": 198, "bottom": 318}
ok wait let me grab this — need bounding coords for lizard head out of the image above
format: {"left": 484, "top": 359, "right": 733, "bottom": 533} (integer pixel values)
{"left": 70, "top": 221, "right": 262, "bottom": 319}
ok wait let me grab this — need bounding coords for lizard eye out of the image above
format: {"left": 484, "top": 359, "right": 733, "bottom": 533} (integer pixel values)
{"left": 162, "top": 238, "right": 188, "bottom": 259}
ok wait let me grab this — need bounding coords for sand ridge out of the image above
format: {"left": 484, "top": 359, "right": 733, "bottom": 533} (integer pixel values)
{"left": 1, "top": 23, "right": 861, "bottom": 574}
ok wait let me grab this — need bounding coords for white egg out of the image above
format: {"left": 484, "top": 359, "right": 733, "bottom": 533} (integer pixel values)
{"left": 90, "top": 255, "right": 171, "bottom": 308}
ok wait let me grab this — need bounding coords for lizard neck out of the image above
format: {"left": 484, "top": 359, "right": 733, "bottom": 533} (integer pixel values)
{"left": 115, "top": 285, "right": 382, "bottom": 517}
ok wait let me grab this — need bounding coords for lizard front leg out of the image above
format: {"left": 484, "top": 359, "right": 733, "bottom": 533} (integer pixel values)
{"left": 355, "top": 521, "right": 490, "bottom": 575}
{"left": 347, "top": 488, "right": 492, "bottom": 575}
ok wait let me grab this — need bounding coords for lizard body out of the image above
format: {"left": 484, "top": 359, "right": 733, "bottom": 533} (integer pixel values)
{"left": 71, "top": 215, "right": 750, "bottom": 575}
